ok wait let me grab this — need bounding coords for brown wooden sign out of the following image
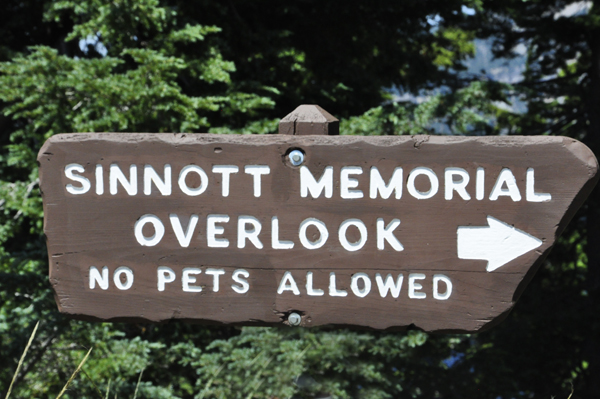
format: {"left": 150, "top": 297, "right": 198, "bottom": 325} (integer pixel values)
{"left": 38, "top": 133, "right": 598, "bottom": 332}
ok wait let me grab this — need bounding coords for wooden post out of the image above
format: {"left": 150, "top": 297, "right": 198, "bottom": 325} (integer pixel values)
{"left": 278, "top": 104, "right": 339, "bottom": 135}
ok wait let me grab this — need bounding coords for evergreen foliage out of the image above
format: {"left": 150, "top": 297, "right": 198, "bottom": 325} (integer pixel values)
{"left": 0, "top": 0, "right": 597, "bottom": 398}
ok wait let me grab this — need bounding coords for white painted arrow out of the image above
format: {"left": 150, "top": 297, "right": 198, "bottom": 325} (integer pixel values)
{"left": 457, "top": 216, "right": 542, "bottom": 272}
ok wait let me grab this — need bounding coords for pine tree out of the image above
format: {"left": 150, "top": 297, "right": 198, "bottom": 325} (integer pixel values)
{"left": 4, "top": 1, "right": 584, "bottom": 398}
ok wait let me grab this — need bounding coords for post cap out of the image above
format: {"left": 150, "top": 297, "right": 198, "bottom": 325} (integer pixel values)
{"left": 279, "top": 104, "right": 339, "bottom": 135}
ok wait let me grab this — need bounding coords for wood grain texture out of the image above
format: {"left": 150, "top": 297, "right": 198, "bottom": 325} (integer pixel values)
{"left": 38, "top": 134, "right": 598, "bottom": 332}
{"left": 279, "top": 105, "right": 339, "bottom": 135}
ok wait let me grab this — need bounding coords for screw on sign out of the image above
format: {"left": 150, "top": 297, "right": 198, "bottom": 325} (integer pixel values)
{"left": 288, "top": 150, "right": 305, "bottom": 166}
{"left": 288, "top": 313, "right": 302, "bottom": 326}
{"left": 38, "top": 105, "right": 599, "bottom": 332}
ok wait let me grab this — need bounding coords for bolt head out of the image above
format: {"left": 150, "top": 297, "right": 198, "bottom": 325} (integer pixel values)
{"left": 288, "top": 312, "right": 302, "bottom": 326}
{"left": 288, "top": 150, "right": 304, "bottom": 166}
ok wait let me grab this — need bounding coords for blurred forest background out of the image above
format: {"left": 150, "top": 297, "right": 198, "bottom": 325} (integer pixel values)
{"left": 1, "top": 0, "right": 600, "bottom": 398}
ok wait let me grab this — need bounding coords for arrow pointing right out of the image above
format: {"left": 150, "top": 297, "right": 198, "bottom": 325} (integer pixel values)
{"left": 457, "top": 216, "right": 543, "bottom": 272}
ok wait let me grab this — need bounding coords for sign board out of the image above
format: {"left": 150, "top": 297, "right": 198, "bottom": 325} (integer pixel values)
{"left": 38, "top": 133, "right": 598, "bottom": 332}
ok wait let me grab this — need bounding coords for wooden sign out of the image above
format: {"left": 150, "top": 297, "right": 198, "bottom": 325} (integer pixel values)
{"left": 38, "top": 133, "right": 598, "bottom": 332}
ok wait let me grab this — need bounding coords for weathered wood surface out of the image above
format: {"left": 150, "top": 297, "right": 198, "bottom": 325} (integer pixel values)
{"left": 38, "top": 134, "right": 598, "bottom": 332}
{"left": 279, "top": 105, "right": 339, "bottom": 135}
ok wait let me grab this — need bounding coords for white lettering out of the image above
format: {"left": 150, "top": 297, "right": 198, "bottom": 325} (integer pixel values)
{"left": 207, "top": 214, "right": 229, "bottom": 248}
{"left": 340, "top": 166, "right": 363, "bottom": 199}
{"left": 244, "top": 165, "right": 270, "bottom": 197}
{"left": 433, "top": 274, "right": 452, "bottom": 300}
{"left": 329, "top": 272, "right": 348, "bottom": 297}
{"left": 370, "top": 167, "right": 403, "bottom": 199}
{"left": 271, "top": 216, "right": 294, "bottom": 249}
{"left": 350, "top": 272, "right": 371, "bottom": 298}
{"left": 113, "top": 266, "right": 134, "bottom": 290}
{"left": 89, "top": 266, "right": 108, "bottom": 290}
{"left": 110, "top": 164, "right": 137, "bottom": 195}
{"left": 376, "top": 218, "right": 403, "bottom": 251}
{"left": 212, "top": 165, "right": 238, "bottom": 197}
{"left": 375, "top": 273, "right": 403, "bottom": 298}
{"left": 65, "top": 163, "right": 91, "bottom": 195}
{"left": 299, "top": 218, "right": 329, "bottom": 249}
{"left": 206, "top": 268, "right": 225, "bottom": 292}
{"left": 408, "top": 273, "right": 426, "bottom": 299}
{"left": 144, "top": 164, "right": 171, "bottom": 196}
{"left": 306, "top": 271, "right": 324, "bottom": 296}
{"left": 407, "top": 167, "right": 439, "bottom": 199}
{"left": 526, "top": 168, "right": 551, "bottom": 202}
{"left": 182, "top": 268, "right": 202, "bottom": 292}
{"left": 489, "top": 168, "right": 521, "bottom": 201}
{"left": 178, "top": 165, "right": 208, "bottom": 196}
{"left": 95, "top": 164, "right": 104, "bottom": 195}
{"left": 445, "top": 167, "right": 471, "bottom": 200}
{"left": 237, "top": 216, "right": 263, "bottom": 249}
{"left": 157, "top": 266, "right": 176, "bottom": 291}
{"left": 300, "top": 166, "right": 333, "bottom": 198}
{"left": 169, "top": 214, "right": 198, "bottom": 248}
{"left": 277, "top": 271, "right": 300, "bottom": 295}
{"left": 134, "top": 214, "right": 165, "bottom": 246}
{"left": 476, "top": 167, "right": 484, "bottom": 200}
{"left": 338, "top": 219, "right": 368, "bottom": 252}
{"left": 232, "top": 269, "right": 250, "bottom": 294}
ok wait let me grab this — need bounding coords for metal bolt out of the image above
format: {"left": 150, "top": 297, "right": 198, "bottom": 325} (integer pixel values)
{"left": 288, "top": 150, "right": 304, "bottom": 166}
{"left": 288, "top": 312, "right": 302, "bottom": 326}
